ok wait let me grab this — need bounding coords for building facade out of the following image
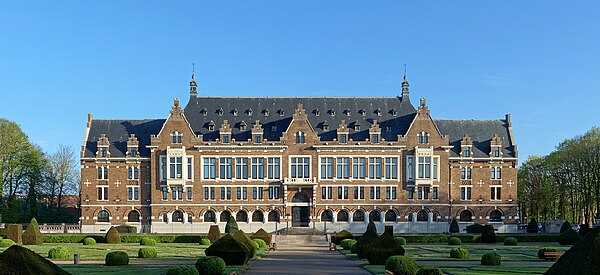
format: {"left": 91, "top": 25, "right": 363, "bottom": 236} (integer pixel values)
{"left": 80, "top": 74, "right": 519, "bottom": 234}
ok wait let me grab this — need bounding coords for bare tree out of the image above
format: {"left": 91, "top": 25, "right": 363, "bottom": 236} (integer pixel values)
{"left": 47, "top": 144, "right": 78, "bottom": 210}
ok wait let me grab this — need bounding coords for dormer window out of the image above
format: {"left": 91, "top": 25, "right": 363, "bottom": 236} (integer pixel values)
{"left": 172, "top": 131, "right": 182, "bottom": 144}
{"left": 247, "top": 109, "right": 253, "bottom": 116}
{"left": 345, "top": 109, "right": 351, "bottom": 116}
{"left": 99, "top": 147, "right": 107, "bottom": 158}
{"left": 232, "top": 108, "right": 238, "bottom": 116}
{"left": 329, "top": 110, "right": 335, "bottom": 116}
{"left": 254, "top": 134, "right": 262, "bottom": 144}
{"left": 339, "top": 133, "right": 348, "bottom": 144}
{"left": 271, "top": 125, "right": 278, "bottom": 131}
{"left": 418, "top": 132, "right": 428, "bottom": 144}
{"left": 264, "top": 109, "right": 269, "bottom": 117}
{"left": 359, "top": 109, "right": 366, "bottom": 116}
{"left": 208, "top": 121, "right": 216, "bottom": 131}
{"left": 354, "top": 125, "right": 360, "bottom": 131}
{"left": 463, "top": 146, "right": 471, "bottom": 157}
{"left": 314, "top": 109, "right": 320, "bottom": 116}
{"left": 295, "top": 131, "right": 306, "bottom": 144}
{"left": 222, "top": 134, "right": 230, "bottom": 144}
{"left": 374, "top": 108, "right": 381, "bottom": 116}
{"left": 201, "top": 108, "right": 208, "bottom": 116}
{"left": 129, "top": 148, "right": 138, "bottom": 157}
{"left": 323, "top": 122, "right": 330, "bottom": 131}
{"left": 385, "top": 125, "right": 392, "bottom": 132}
{"left": 217, "top": 108, "right": 224, "bottom": 116}
{"left": 390, "top": 109, "right": 397, "bottom": 116}
{"left": 371, "top": 134, "right": 379, "bottom": 144}
{"left": 240, "top": 122, "right": 247, "bottom": 131}
{"left": 492, "top": 147, "right": 500, "bottom": 157}
{"left": 278, "top": 108, "right": 284, "bottom": 116}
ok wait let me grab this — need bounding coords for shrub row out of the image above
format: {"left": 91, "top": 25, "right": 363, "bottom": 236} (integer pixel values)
{"left": 389, "top": 234, "right": 558, "bottom": 243}
{"left": 43, "top": 235, "right": 209, "bottom": 243}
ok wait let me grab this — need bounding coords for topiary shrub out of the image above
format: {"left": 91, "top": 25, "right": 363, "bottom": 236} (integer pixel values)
{"left": 207, "top": 225, "right": 221, "bottom": 244}
{"left": 251, "top": 228, "right": 272, "bottom": 246}
{"left": 448, "top": 237, "right": 461, "bottom": 246}
{"left": 466, "top": 224, "right": 485, "bottom": 234}
{"left": 0, "top": 239, "right": 16, "bottom": 247}
{"left": 224, "top": 216, "right": 239, "bottom": 234}
{"left": 481, "top": 225, "right": 496, "bottom": 243}
{"left": 140, "top": 237, "right": 157, "bottom": 246}
{"left": 167, "top": 265, "right": 200, "bottom": 275}
{"left": 356, "top": 225, "right": 378, "bottom": 259}
{"left": 385, "top": 255, "right": 417, "bottom": 275}
{"left": 138, "top": 247, "right": 157, "bottom": 259}
{"left": 195, "top": 256, "right": 226, "bottom": 275}
{"left": 105, "top": 226, "right": 121, "bottom": 244}
{"left": 115, "top": 224, "right": 137, "bottom": 234}
{"left": 416, "top": 266, "right": 444, "bottom": 275}
{"left": 105, "top": 251, "right": 129, "bottom": 266}
{"left": 350, "top": 241, "right": 358, "bottom": 254}
{"left": 341, "top": 239, "right": 357, "bottom": 250}
{"left": 558, "top": 228, "right": 581, "bottom": 245}
{"left": 233, "top": 230, "right": 258, "bottom": 259}
{"left": 200, "top": 238, "right": 211, "bottom": 246}
{"left": 394, "top": 237, "right": 407, "bottom": 246}
{"left": 23, "top": 222, "right": 43, "bottom": 245}
{"left": 48, "top": 247, "right": 69, "bottom": 259}
{"left": 30, "top": 218, "right": 39, "bottom": 228}
{"left": 83, "top": 237, "right": 96, "bottom": 245}
{"left": 366, "top": 231, "right": 405, "bottom": 265}
{"left": 481, "top": 252, "right": 501, "bottom": 266}
{"left": 205, "top": 234, "right": 250, "bottom": 265}
{"left": 0, "top": 245, "right": 69, "bottom": 274}
{"left": 7, "top": 224, "right": 23, "bottom": 244}
{"left": 527, "top": 218, "right": 539, "bottom": 233}
{"left": 449, "top": 218, "right": 460, "bottom": 234}
{"left": 537, "top": 247, "right": 559, "bottom": 259}
{"left": 504, "top": 237, "right": 518, "bottom": 246}
{"left": 579, "top": 224, "right": 591, "bottom": 237}
{"left": 333, "top": 230, "right": 354, "bottom": 245}
{"left": 560, "top": 221, "right": 571, "bottom": 234}
{"left": 253, "top": 238, "right": 267, "bottom": 249}
{"left": 450, "top": 247, "right": 469, "bottom": 260}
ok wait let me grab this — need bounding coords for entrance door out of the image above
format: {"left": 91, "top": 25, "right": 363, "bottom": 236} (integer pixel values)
{"left": 292, "top": 206, "right": 310, "bottom": 227}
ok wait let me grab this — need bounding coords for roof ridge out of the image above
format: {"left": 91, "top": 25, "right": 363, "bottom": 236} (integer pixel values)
{"left": 193, "top": 96, "right": 401, "bottom": 99}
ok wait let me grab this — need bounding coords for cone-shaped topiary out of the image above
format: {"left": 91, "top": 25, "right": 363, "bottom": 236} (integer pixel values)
{"left": 224, "top": 216, "right": 239, "bottom": 234}
{"left": 450, "top": 247, "right": 469, "bottom": 259}
{"left": 546, "top": 227, "right": 600, "bottom": 275}
{"left": 450, "top": 218, "right": 460, "bottom": 234}
{"left": 560, "top": 221, "right": 571, "bottom": 234}
{"left": 365, "top": 230, "right": 405, "bottom": 265}
{"left": 105, "top": 251, "right": 129, "bottom": 266}
{"left": 416, "top": 266, "right": 444, "bottom": 275}
{"left": 105, "top": 226, "right": 121, "bottom": 243}
{"left": 7, "top": 224, "right": 23, "bottom": 244}
{"left": 207, "top": 225, "right": 221, "bottom": 243}
{"left": 251, "top": 228, "right": 272, "bottom": 246}
{"left": 23, "top": 222, "right": 43, "bottom": 245}
{"left": 195, "top": 256, "right": 226, "bottom": 275}
{"left": 30, "top": 218, "right": 39, "bottom": 228}
{"left": 481, "top": 225, "right": 496, "bottom": 243}
{"left": 356, "top": 227, "right": 379, "bottom": 259}
{"left": 333, "top": 230, "right": 354, "bottom": 245}
{"left": 0, "top": 245, "right": 69, "bottom": 274}
{"left": 385, "top": 256, "right": 417, "bottom": 275}
{"left": 527, "top": 218, "right": 539, "bottom": 233}
{"left": 233, "top": 230, "right": 258, "bottom": 259}
{"left": 205, "top": 234, "right": 250, "bottom": 265}
{"left": 366, "top": 220, "right": 377, "bottom": 233}
{"left": 167, "top": 265, "right": 200, "bottom": 275}
{"left": 559, "top": 228, "right": 581, "bottom": 245}
{"left": 481, "top": 252, "right": 501, "bottom": 266}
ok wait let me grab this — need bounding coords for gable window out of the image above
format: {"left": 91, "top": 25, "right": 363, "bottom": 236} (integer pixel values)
{"left": 240, "top": 123, "right": 247, "bottom": 131}
{"left": 97, "top": 186, "right": 109, "bottom": 201}
{"left": 385, "top": 125, "right": 392, "bottom": 132}
{"left": 418, "top": 132, "right": 429, "bottom": 144}
{"left": 128, "top": 186, "right": 139, "bottom": 201}
{"left": 172, "top": 132, "right": 182, "bottom": 144}
{"left": 208, "top": 124, "right": 215, "bottom": 131}
{"left": 371, "top": 134, "right": 379, "bottom": 144}
{"left": 269, "top": 186, "right": 281, "bottom": 200}
{"left": 169, "top": 157, "right": 183, "bottom": 179}
{"left": 271, "top": 125, "right": 277, "bottom": 131}
{"left": 295, "top": 131, "right": 306, "bottom": 144}
{"left": 254, "top": 135, "right": 262, "bottom": 144}
{"left": 127, "top": 167, "right": 139, "bottom": 180}
{"left": 339, "top": 133, "right": 347, "bottom": 144}
{"left": 99, "top": 147, "right": 107, "bottom": 158}
{"left": 492, "top": 147, "right": 500, "bottom": 157}
{"left": 129, "top": 148, "right": 137, "bottom": 157}
{"left": 463, "top": 146, "right": 471, "bottom": 157}
{"left": 354, "top": 125, "right": 360, "bottom": 131}
{"left": 222, "top": 134, "right": 230, "bottom": 144}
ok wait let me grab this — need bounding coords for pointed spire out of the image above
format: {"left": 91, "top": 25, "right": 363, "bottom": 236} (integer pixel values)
{"left": 402, "top": 64, "right": 410, "bottom": 100}
{"left": 190, "top": 63, "right": 198, "bottom": 97}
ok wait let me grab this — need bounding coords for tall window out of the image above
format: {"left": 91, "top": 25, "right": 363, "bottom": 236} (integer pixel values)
{"left": 237, "top": 187, "right": 247, "bottom": 200}
{"left": 353, "top": 157, "right": 366, "bottom": 179}
{"left": 204, "top": 187, "right": 215, "bottom": 200}
{"left": 433, "top": 186, "right": 438, "bottom": 199}
{"left": 203, "top": 158, "right": 216, "bottom": 179}
{"left": 353, "top": 186, "right": 365, "bottom": 199}
{"left": 432, "top": 158, "right": 438, "bottom": 179}
{"left": 254, "top": 135, "right": 261, "bottom": 144}
{"left": 160, "top": 156, "right": 167, "bottom": 180}
{"left": 170, "top": 157, "right": 183, "bottom": 179}
{"left": 337, "top": 186, "right": 349, "bottom": 199}
{"left": 463, "top": 146, "right": 471, "bottom": 157}
{"left": 461, "top": 186, "right": 472, "bottom": 200}
{"left": 97, "top": 167, "right": 109, "bottom": 180}
{"left": 162, "top": 187, "right": 168, "bottom": 200}
{"left": 235, "top": 158, "right": 249, "bottom": 179}
{"left": 295, "top": 131, "right": 305, "bottom": 144}
{"left": 339, "top": 133, "right": 347, "bottom": 144}
{"left": 219, "top": 158, "right": 233, "bottom": 179}
{"left": 491, "top": 167, "right": 502, "bottom": 179}
{"left": 222, "top": 134, "right": 229, "bottom": 144}
{"left": 268, "top": 186, "right": 280, "bottom": 200}
{"left": 252, "top": 187, "right": 263, "bottom": 200}
{"left": 172, "top": 186, "right": 183, "bottom": 200}
{"left": 407, "top": 156, "right": 414, "bottom": 180}
{"left": 417, "top": 157, "right": 432, "bottom": 179}
{"left": 491, "top": 186, "right": 502, "bottom": 200}
{"left": 251, "top": 157, "right": 265, "bottom": 179}
{"left": 187, "top": 157, "right": 193, "bottom": 180}
{"left": 407, "top": 187, "right": 414, "bottom": 200}
{"left": 128, "top": 167, "right": 139, "bottom": 180}
{"left": 461, "top": 167, "right": 472, "bottom": 180}
{"left": 220, "top": 187, "right": 232, "bottom": 200}
{"left": 320, "top": 157, "right": 334, "bottom": 179}
{"left": 321, "top": 186, "right": 332, "bottom": 200}
{"left": 97, "top": 186, "right": 108, "bottom": 201}
{"left": 267, "top": 158, "right": 280, "bottom": 179}
{"left": 418, "top": 132, "right": 428, "bottom": 144}
{"left": 417, "top": 186, "right": 430, "bottom": 200}
{"left": 368, "top": 157, "right": 382, "bottom": 179}
{"left": 290, "top": 157, "right": 310, "bottom": 178}
{"left": 385, "top": 186, "right": 397, "bottom": 200}
{"left": 336, "top": 157, "right": 350, "bottom": 179}
{"left": 186, "top": 187, "right": 193, "bottom": 200}
{"left": 127, "top": 186, "right": 139, "bottom": 201}
{"left": 492, "top": 147, "right": 500, "bottom": 157}
{"left": 172, "top": 131, "right": 182, "bottom": 144}
{"left": 385, "top": 157, "right": 398, "bottom": 179}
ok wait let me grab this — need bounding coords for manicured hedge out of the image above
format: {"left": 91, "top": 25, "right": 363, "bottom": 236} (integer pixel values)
{"left": 48, "top": 247, "right": 69, "bottom": 259}
{"left": 167, "top": 265, "right": 200, "bottom": 275}
{"left": 105, "top": 227, "right": 121, "bottom": 243}
{"left": 0, "top": 239, "right": 16, "bottom": 247}
{"left": 333, "top": 230, "right": 354, "bottom": 245}
{"left": 140, "top": 237, "right": 157, "bottom": 246}
{"left": 138, "top": 247, "right": 157, "bottom": 259}
{"left": 200, "top": 238, "right": 211, "bottom": 246}
{"left": 43, "top": 235, "right": 208, "bottom": 244}
{"left": 417, "top": 266, "right": 444, "bottom": 275}
{"left": 195, "top": 256, "right": 226, "bottom": 275}
{"left": 538, "top": 247, "right": 559, "bottom": 259}
{"left": 105, "top": 251, "right": 129, "bottom": 266}
{"left": 341, "top": 239, "right": 357, "bottom": 250}
{"left": 504, "top": 237, "right": 518, "bottom": 246}
{"left": 450, "top": 247, "right": 469, "bottom": 260}
{"left": 380, "top": 234, "right": 558, "bottom": 244}
{"left": 253, "top": 239, "right": 267, "bottom": 249}
{"left": 385, "top": 256, "right": 417, "bottom": 275}
{"left": 448, "top": 237, "right": 461, "bottom": 245}
{"left": 481, "top": 252, "right": 501, "bottom": 266}
{"left": 83, "top": 237, "right": 96, "bottom": 245}
{"left": 394, "top": 237, "right": 407, "bottom": 246}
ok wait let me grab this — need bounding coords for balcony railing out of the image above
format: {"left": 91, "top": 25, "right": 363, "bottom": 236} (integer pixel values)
{"left": 283, "top": 177, "right": 317, "bottom": 185}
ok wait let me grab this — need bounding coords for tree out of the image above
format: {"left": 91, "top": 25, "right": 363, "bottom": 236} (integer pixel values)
{"left": 45, "top": 144, "right": 78, "bottom": 217}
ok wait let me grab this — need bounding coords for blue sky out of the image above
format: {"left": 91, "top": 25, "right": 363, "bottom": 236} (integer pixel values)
{"left": 1, "top": 1, "right": 599, "bottom": 163}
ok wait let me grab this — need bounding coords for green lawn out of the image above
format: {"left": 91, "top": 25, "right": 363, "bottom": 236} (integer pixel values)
{"left": 60, "top": 264, "right": 248, "bottom": 275}
{"left": 362, "top": 264, "right": 551, "bottom": 275}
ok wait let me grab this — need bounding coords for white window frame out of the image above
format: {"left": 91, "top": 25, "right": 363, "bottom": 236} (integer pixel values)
{"left": 289, "top": 156, "right": 311, "bottom": 179}
{"left": 491, "top": 186, "right": 502, "bottom": 201}
{"left": 460, "top": 186, "right": 472, "bottom": 201}
{"left": 320, "top": 157, "right": 334, "bottom": 180}
{"left": 97, "top": 186, "right": 109, "bottom": 201}
{"left": 127, "top": 186, "right": 139, "bottom": 201}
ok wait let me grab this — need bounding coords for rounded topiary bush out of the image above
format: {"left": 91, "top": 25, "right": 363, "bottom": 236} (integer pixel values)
{"left": 138, "top": 247, "right": 157, "bottom": 259}
{"left": 105, "top": 251, "right": 129, "bottom": 266}
{"left": 253, "top": 239, "right": 267, "bottom": 249}
{"left": 333, "top": 230, "right": 354, "bottom": 245}
{"left": 394, "top": 237, "right": 407, "bottom": 246}
{"left": 195, "top": 256, "right": 226, "bottom": 275}
{"left": 366, "top": 232, "right": 405, "bottom": 265}
{"left": 167, "top": 265, "right": 200, "bottom": 275}
{"left": 537, "top": 247, "right": 559, "bottom": 259}
{"left": 504, "top": 237, "right": 517, "bottom": 246}
{"left": 200, "top": 238, "right": 211, "bottom": 246}
{"left": 450, "top": 247, "right": 469, "bottom": 260}
{"left": 0, "top": 239, "right": 16, "bottom": 248}
{"left": 385, "top": 255, "right": 417, "bottom": 275}
{"left": 140, "top": 237, "right": 157, "bottom": 246}
{"left": 48, "top": 247, "right": 69, "bottom": 259}
{"left": 416, "top": 266, "right": 444, "bottom": 275}
{"left": 558, "top": 229, "right": 581, "bottom": 245}
{"left": 481, "top": 252, "right": 501, "bottom": 266}
{"left": 83, "top": 237, "right": 96, "bottom": 245}
{"left": 448, "top": 237, "right": 461, "bottom": 245}
{"left": 341, "top": 239, "right": 357, "bottom": 250}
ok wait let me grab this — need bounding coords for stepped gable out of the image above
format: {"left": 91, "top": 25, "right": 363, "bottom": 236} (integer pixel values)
{"left": 435, "top": 119, "right": 516, "bottom": 158}
{"left": 0, "top": 245, "right": 70, "bottom": 275}
{"left": 546, "top": 227, "right": 600, "bottom": 275}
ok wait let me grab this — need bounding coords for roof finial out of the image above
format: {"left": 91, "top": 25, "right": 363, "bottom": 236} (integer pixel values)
{"left": 401, "top": 64, "right": 410, "bottom": 101}
{"left": 190, "top": 63, "right": 198, "bottom": 96}
{"left": 403, "top": 64, "right": 407, "bottom": 82}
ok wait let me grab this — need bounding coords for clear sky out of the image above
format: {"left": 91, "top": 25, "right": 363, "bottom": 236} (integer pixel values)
{"left": 1, "top": 1, "right": 599, "bottom": 163}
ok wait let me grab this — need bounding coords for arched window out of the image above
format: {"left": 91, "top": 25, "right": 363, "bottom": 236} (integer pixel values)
{"left": 236, "top": 211, "right": 248, "bottom": 222}
{"left": 162, "top": 213, "right": 168, "bottom": 223}
{"left": 459, "top": 210, "right": 473, "bottom": 222}
{"left": 407, "top": 213, "right": 413, "bottom": 222}
{"left": 416, "top": 210, "right": 429, "bottom": 222}
{"left": 127, "top": 211, "right": 140, "bottom": 223}
{"left": 252, "top": 211, "right": 264, "bottom": 222}
{"left": 385, "top": 210, "right": 397, "bottom": 222}
{"left": 295, "top": 131, "right": 306, "bottom": 144}
{"left": 97, "top": 210, "right": 109, "bottom": 223}
{"left": 489, "top": 210, "right": 503, "bottom": 222}
{"left": 268, "top": 211, "right": 280, "bottom": 222}
{"left": 173, "top": 210, "right": 184, "bottom": 223}
{"left": 292, "top": 192, "right": 310, "bottom": 202}
{"left": 337, "top": 210, "right": 349, "bottom": 222}
{"left": 321, "top": 210, "right": 333, "bottom": 222}
{"left": 369, "top": 210, "right": 381, "bottom": 222}
{"left": 220, "top": 211, "right": 231, "bottom": 222}
{"left": 204, "top": 210, "right": 216, "bottom": 222}
{"left": 353, "top": 210, "right": 365, "bottom": 222}
{"left": 432, "top": 211, "right": 440, "bottom": 222}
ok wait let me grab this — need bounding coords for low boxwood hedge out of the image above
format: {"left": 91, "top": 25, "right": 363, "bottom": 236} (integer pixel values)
{"left": 43, "top": 235, "right": 208, "bottom": 244}
{"left": 504, "top": 237, "right": 518, "bottom": 246}
{"left": 340, "top": 239, "right": 357, "bottom": 250}
{"left": 417, "top": 266, "right": 444, "bottom": 275}
{"left": 394, "top": 237, "right": 407, "bottom": 245}
{"left": 450, "top": 247, "right": 469, "bottom": 260}
{"left": 140, "top": 237, "right": 157, "bottom": 246}
{"left": 538, "top": 247, "right": 559, "bottom": 259}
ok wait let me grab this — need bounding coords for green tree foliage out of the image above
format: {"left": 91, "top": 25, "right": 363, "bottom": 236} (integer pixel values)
{"left": 527, "top": 218, "right": 539, "bottom": 233}
{"left": 224, "top": 216, "right": 238, "bottom": 234}
{"left": 449, "top": 219, "right": 460, "bottom": 234}
{"left": 560, "top": 221, "right": 572, "bottom": 233}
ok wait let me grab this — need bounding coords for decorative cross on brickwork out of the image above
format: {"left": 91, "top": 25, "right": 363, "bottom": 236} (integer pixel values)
{"left": 115, "top": 180, "right": 121, "bottom": 187}
{"left": 84, "top": 180, "right": 91, "bottom": 187}
{"left": 508, "top": 180, "right": 513, "bottom": 187}
{"left": 479, "top": 180, "right": 484, "bottom": 187}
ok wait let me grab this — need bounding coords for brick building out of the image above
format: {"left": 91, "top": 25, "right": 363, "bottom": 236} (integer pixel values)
{"left": 80, "top": 73, "right": 519, "bottom": 233}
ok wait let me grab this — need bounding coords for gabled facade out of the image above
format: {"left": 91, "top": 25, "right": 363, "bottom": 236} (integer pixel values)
{"left": 80, "top": 73, "right": 519, "bottom": 233}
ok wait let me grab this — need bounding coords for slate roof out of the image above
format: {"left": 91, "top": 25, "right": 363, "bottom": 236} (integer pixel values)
{"left": 183, "top": 96, "right": 417, "bottom": 142}
{"left": 83, "top": 119, "right": 165, "bottom": 158}
{"left": 435, "top": 119, "right": 516, "bottom": 158}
